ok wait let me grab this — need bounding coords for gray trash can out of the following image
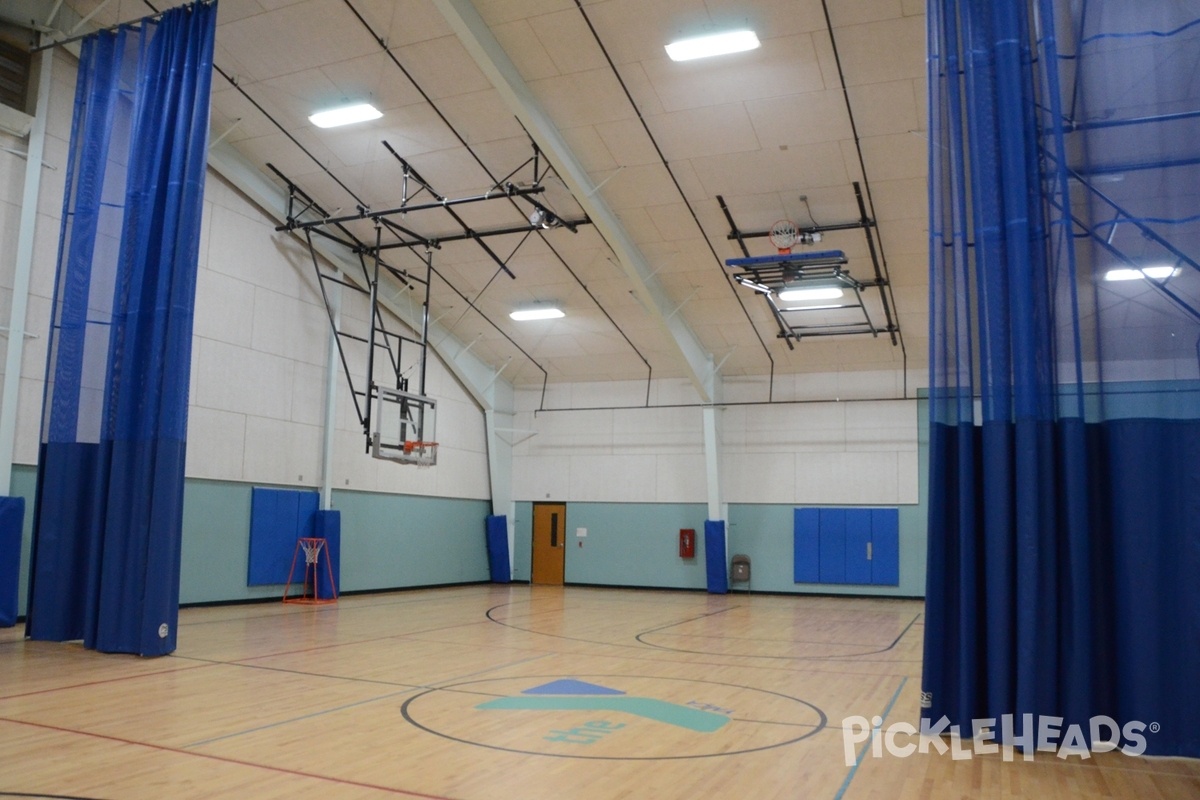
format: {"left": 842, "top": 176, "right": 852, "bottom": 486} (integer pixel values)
{"left": 730, "top": 554, "right": 751, "bottom": 589}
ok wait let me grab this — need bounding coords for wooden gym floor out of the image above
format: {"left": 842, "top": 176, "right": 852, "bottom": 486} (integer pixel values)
{"left": 1, "top": 585, "right": 1197, "bottom": 799}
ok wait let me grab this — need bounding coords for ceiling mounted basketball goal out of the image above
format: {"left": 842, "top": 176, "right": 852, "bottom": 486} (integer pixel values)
{"left": 271, "top": 141, "right": 588, "bottom": 466}
{"left": 718, "top": 182, "right": 901, "bottom": 348}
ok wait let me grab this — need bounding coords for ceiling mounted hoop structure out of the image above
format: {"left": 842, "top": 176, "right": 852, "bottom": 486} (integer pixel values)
{"left": 270, "top": 142, "right": 590, "bottom": 461}
{"left": 719, "top": 181, "right": 901, "bottom": 350}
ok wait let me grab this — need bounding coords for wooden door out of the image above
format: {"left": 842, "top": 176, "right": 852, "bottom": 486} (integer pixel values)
{"left": 531, "top": 503, "right": 566, "bottom": 585}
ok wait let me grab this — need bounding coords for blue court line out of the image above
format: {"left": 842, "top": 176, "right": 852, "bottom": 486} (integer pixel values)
{"left": 184, "top": 653, "right": 551, "bottom": 749}
{"left": 832, "top": 676, "right": 908, "bottom": 800}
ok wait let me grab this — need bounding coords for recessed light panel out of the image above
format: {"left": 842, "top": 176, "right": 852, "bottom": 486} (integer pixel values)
{"left": 309, "top": 103, "right": 382, "bottom": 129}
{"left": 510, "top": 306, "right": 565, "bottom": 321}
{"left": 665, "top": 30, "right": 760, "bottom": 62}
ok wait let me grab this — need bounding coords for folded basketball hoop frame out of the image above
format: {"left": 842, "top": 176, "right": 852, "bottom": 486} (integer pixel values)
{"left": 270, "top": 141, "right": 589, "bottom": 464}
{"left": 717, "top": 182, "right": 901, "bottom": 349}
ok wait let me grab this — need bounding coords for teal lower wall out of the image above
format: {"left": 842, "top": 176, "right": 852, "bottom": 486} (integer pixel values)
{"left": 5, "top": 467, "right": 491, "bottom": 618}
{"left": 510, "top": 398, "right": 930, "bottom": 597}
{"left": 331, "top": 489, "right": 490, "bottom": 591}
{"left": 563, "top": 502, "right": 710, "bottom": 589}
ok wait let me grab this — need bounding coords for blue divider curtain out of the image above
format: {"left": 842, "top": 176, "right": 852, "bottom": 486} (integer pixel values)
{"left": 25, "top": 3, "right": 216, "bottom": 656}
{"left": 925, "top": 1, "right": 1200, "bottom": 757}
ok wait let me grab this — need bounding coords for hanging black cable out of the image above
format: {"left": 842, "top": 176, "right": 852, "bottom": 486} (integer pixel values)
{"left": 571, "top": 0, "right": 777, "bottom": 400}
{"left": 342, "top": 0, "right": 653, "bottom": 403}
{"left": 818, "top": 0, "right": 910, "bottom": 396}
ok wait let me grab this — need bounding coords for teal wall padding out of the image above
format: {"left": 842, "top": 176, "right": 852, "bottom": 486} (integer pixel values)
{"left": 512, "top": 501, "right": 532, "bottom": 581}
{"left": 330, "top": 489, "right": 490, "bottom": 591}
{"left": 12, "top": 467, "right": 39, "bottom": 617}
{"left": 560, "top": 502, "right": 709, "bottom": 589}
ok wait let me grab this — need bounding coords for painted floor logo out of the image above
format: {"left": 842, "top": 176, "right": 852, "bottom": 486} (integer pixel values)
{"left": 399, "top": 673, "right": 826, "bottom": 759}
{"left": 476, "top": 679, "right": 730, "bottom": 734}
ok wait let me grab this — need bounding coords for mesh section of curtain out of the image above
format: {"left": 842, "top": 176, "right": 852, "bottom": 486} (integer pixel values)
{"left": 924, "top": 0, "right": 1200, "bottom": 758}
{"left": 25, "top": 2, "right": 216, "bottom": 656}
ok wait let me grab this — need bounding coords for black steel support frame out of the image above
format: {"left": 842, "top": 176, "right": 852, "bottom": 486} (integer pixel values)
{"left": 718, "top": 181, "right": 901, "bottom": 349}
{"left": 271, "top": 143, "right": 589, "bottom": 453}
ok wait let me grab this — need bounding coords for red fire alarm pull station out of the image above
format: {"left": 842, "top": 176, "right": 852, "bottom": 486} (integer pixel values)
{"left": 679, "top": 528, "right": 696, "bottom": 558}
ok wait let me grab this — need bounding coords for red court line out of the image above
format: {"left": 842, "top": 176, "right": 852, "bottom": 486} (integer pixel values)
{"left": 0, "top": 663, "right": 215, "bottom": 702}
{"left": 0, "top": 717, "right": 459, "bottom": 800}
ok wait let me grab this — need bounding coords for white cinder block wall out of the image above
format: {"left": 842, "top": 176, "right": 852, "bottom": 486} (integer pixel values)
{"left": 0, "top": 48, "right": 490, "bottom": 502}
{"left": 512, "top": 378, "right": 919, "bottom": 506}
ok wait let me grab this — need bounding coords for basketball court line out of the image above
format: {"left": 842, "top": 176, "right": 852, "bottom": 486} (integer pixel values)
{"left": 0, "top": 661, "right": 215, "bottom": 702}
{"left": 0, "top": 717, "right": 462, "bottom": 800}
{"left": 634, "top": 613, "right": 921, "bottom": 660}
{"left": 179, "top": 652, "right": 553, "bottom": 748}
{"left": 399, "top": 672, "right": 829, "bottom": 762}
{"left": 833, "top": 676, "right": 908, "bottom": 800}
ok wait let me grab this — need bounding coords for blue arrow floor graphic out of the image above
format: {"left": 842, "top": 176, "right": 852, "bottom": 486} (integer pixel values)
{"left": 476, "top": 695, "right": 730, "bottom": 733}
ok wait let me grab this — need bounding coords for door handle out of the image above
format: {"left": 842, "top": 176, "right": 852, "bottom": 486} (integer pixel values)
{"left": 866, "top": 541, "right": 873, "bottom": 561}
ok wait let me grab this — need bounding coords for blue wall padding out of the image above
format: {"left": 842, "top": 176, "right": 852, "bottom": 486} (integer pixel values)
{"left": 844, "top": 510, "right": 874, "bottom": 584}
{"left": 248, "top": 488, "right": 319, "bottom": 585}
{"left": 870, "top": 509, "right": 900, "bottom": 585}
{"left": 312, "top": 510, "right": 340, "bottom": 598}
{"left": 818, "top": 509, "right": 847, "bottom": 583}
{"left": 793, "top": 508, "right": 820, "bottom": 583}
{"left": 0, "top": 497, "right": 25, "bottom": 627}
{"left": 485, "top": 515, "right": 511, "bottom": 583}
{"left": 793, "top": 507, "right": 900, "bottom": 586}
{"left": 704, "top": 520, "right": 727, "bottom": 594}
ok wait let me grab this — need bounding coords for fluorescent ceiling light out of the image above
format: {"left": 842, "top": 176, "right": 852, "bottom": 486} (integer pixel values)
{"left": 665, "top": 30, "right": 760, "bottom": 62}
{"left": 777, "top": 287, "right": 844, "bottom": 302}
{"left": 1103, "top": 265, "right": 1179, "bottom": 282}
{"left": 510, "top": 306, "right": 565, "bottom": 321}
{"left": 309, "top": 103, "right": 382, "bottom": 129}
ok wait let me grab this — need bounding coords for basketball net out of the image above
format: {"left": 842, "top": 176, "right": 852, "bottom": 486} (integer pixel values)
{"left": 770, "top": 219, "right": 798, "bottom": 255}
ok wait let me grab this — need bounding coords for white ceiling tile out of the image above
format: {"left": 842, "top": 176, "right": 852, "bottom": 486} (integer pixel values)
{"left": 641, "top": 34, "right": 825, "bottom": 112}
{"left": 593, "top": 119, "right": 662, "bottom": 168}
{"left": 474, "top": 0, "right": 577, "bottom": 26}
{"left": 492, "top": 19, "right": 562, "bottom": 80}
{"left": 644, "top": 103, "right": 761, "bottom": 160}
{"left": 217, "top": 0, "right": 379, "bottom": 82}
{"left": 528, "top": 9, "right": 611, "bottom": 75}
{"left": 857, "top": 132, "right": 927, "bottom": 182}
{"left": 598, "top": 162, "right": 686, "bottom": 209}
{"left": 578, "top": 0, "right": 712, "bottom": 66}
{"left": 745, "top": 89, "right": 853, "bottom": 148}
{"left": 528, "top": 69, "right": 634, "bottom": 128}
{"left": 691, "top": 141, "right": 850, "bottom": 198}
{"left": 648, "top": 201, "right": 700, "bottom": 242}
{"left": 829, "top": 15, "right": 926, "bottom": 87}
{"left": 846, "top": 79, "right": 921, "bottom": 138}
{"left": 826, "top": 0, "right": 905, "bottom": 28}
{"left": 557, "top": 126, "right": 619, "bottom": 173}
{"left": 436, "top": 90, "right": 528, "bottom": 145}
{"left": 356, "top": 0, "right": 455, "bottom": 46}
{"left": 392, "top": 35, "right": 494, "bottom": 100}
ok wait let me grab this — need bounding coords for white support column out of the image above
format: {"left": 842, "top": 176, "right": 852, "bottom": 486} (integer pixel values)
{"left": 319, "top": 271, "right": 342, "bottom": 510}
{"left": 485, "top": 380, "right": 516, "bottom": 575}
{"left": 702, "top": 404, "right": 723, "bottom": 522}
{"left": 0, "top": 49, "right": 53, "bottom": 494}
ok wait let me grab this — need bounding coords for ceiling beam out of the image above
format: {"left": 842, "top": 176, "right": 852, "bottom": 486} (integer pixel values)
{"left": 429, "top": 0, "right": 717, "bottom": 402}
{"left": 205, "top": 140, "right": 505, "bottom": 412}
